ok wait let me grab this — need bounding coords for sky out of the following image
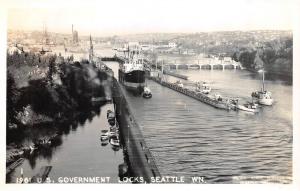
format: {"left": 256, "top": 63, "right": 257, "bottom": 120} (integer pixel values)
{"left": 4, "top": 0, "right": 295, "bottom": 36}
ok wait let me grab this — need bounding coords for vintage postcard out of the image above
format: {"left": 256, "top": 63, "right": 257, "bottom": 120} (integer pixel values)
{"left": 0, "top": 0, "right": 299, "bottom": 190}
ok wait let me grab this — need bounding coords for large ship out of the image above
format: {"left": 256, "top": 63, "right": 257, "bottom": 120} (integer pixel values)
{"left": 118, "top": 45, "right": 145, "bottom": 93}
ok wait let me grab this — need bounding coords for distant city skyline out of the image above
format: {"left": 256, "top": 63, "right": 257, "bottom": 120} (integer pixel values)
{"left": 5, "top": 0, "right": 294, "bottom": 37}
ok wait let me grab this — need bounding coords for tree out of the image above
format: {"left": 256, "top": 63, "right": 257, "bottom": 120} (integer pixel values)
{"left": 7, "top": 71, "right": 20, "bottom": 129}
{"left": 47, "top": 56, "right": 57, "bottom": 86}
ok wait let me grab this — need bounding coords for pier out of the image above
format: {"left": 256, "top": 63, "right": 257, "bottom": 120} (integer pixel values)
{"left": 6, "top": 158, "right": 25, "bottom": 175}
{"left": 112, "top": 78, "right": 160, "bottom": 183}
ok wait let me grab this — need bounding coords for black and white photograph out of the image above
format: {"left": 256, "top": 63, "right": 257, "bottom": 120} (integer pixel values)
{"left": 0, "top": 0, "right": 299, "bottom": 189}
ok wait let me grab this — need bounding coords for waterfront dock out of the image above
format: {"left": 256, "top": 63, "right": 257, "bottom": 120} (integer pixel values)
{"left": 6, "top": 158, "right": 25, "bottom": 175}
{"left": 112, "top": 78, "right": 160, "bottom": 183}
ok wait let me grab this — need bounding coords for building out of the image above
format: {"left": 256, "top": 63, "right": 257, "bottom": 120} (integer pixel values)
{"left": 73, "top": 31, "right": 79, "bottom": 44}
{"left": 72, "top": 25, "right": 79, "bottom": 44}
{"left": 89, "top": 35, "right": 94, "bottom": 63}
{"left": 168, "top": 42, "right": 177, "bottom": 48}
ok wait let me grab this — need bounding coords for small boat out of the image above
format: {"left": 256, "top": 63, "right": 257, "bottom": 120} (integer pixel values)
{"left": 110, "top": 137, "right": 120, "bottom": 147}
{"left": 237, "top": 103, "right": 259, "bottom": 113}
{"left": 100, "top": 133, "right": 109, "bottom": 141}
{"left": 107, "top": 111, "right": 116, "bottom": 125}
{"left": 110, "top": 126, "right": 117, "bottom": 131}
{"left": 142, "top": 86, "right": 152, "bottom": 98}
{"left": 251, "top": 69, "right": 274, "bottom": 106}
{"left": 107, "top": 111, "right": 115, "bottom": 120}
{"left": 101, "top": 130, "right": 108, "bottom": 133}
{"left": 252, "top": 91, "right": 273, "bottom": 106}
{"left": 108, "top": 131, "right": 117, "bottom": 137}
{"left": 175, "top": 80, "right": 184, "bottom": 88}
{"left": 195, "top": 81, "right": 211, "bottom": 94}
{"left": 214, "top": 93, "right": 223, "bottom": 102}
{"left": 231, "top": 99, "right": 259, "bottom": 113}
{"left": 108, "top": 119, "right": 115, "bottom": 126}
{"left": 107, "top": 110, "right": 113, "bottom": 118}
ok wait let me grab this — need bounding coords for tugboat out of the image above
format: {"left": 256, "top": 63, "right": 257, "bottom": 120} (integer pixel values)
{"left": 142, "top": 86, "right": 152, "bottom": 98}
{"left": 195, "top": 81, "right": 211, "bottom": 94}
{"left": 231, "top": 99, "right": 259, "bottom": 113}
{"left": 251, "top": 69, "right": 274, "bottom": 106}
{"left": 117, "top": 45, "right": 145, "bottom": 93}
{"left": 214, "top": 93, "right": 223, "bottom": 102}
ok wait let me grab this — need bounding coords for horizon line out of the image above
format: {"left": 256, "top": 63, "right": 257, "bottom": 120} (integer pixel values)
{"left": 7, "top": 28, "right": 293, "bottom": 37}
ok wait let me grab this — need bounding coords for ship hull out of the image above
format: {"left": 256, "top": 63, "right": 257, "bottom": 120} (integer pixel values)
{"left": 119, "top": 69, "right": 145, "bottom": 93}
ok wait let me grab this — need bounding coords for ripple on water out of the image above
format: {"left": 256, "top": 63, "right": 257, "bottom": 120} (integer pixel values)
{"left": 119, "top": 67, "right": 292, "bottom": 184}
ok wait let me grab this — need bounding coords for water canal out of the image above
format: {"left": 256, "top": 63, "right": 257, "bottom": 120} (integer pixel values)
{"left": 105, "top": 61, "right": 293, "bottom": 183}
{"left": 8, "top": 46, "right": 292, "bottom": 184}
{"left": 7, "top": 103, "right": 125, "bottom": 183}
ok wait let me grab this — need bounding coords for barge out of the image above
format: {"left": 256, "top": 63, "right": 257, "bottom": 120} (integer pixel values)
{"left": 151, "top": 77, "right": 232, "bottom": 110}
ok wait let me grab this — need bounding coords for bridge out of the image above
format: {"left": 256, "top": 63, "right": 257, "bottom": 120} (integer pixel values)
{"left": 101, "top": 55, "right": 242, "bottom": 70}
{"left": 159, "top": 59, "right": 242, "bottom": 70}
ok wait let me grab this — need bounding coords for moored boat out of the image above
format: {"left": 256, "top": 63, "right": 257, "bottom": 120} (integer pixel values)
{"left": 195, "top": 81, "right": 211, "bottom": 94}
{"left": 251, "top": 69, "right": 274, "bottom": 106}
{"left": 230, "top": 99, "right": 259, "bottom": 113}
{"left": 252, "top": 91, "right": 273, "bottom": 106}
{"left": 110, "top": 136, "right": 120, "bottom": 147}
{"left": 107, "top": 112, "right": 115, "bottom": 120}
{"left": 100, "top": 133, "right": 109, "bottom": 141}
{"left": 117, "top": 45, "right": 145, "bottom": 93}
{"left": 236, "top": 103, "right": 259, "bottom": 113}
{"left": 107, "top": 110, "right": 116, "bottom": 125}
